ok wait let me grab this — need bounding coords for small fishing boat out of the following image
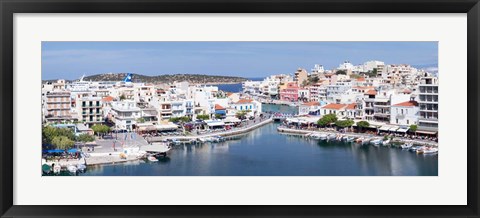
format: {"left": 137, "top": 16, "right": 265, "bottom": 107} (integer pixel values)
{"left": 318, "top": 134, "right": 328, "bottom": 140}
{"left": 401, "top": 143, "right": 413, "bottom": 149}
{"left": 52, "top": 164, "right": 61, "bottom": 174}
{"left": 362, "top": 138, "right": 371, "bottom": 145}
{"left": 415, "top": 146, "right": 427, "bottom": 154}
{"left": 67, "top": 165, "right": 77, "bottom": 174}
{"left": 327, "top": 134, "right": 336, "bottom": 140}
{"left": 356, "top": 137, "right": 364, "bottom": 143}
{"left": 370, "top": 138, "right": 382, "bottom": 146}
{"left": 147, "top": 155, "right": 159, "bottom": 162}
{"left": 345, "top": 136, "right": 355, "bottom": 142}
{"left": 423, "top": 147, "right": 438, "bottom": 154}
{"left": 382, "top": 139, "right": 391, "bottom": 146}
{"left": 76, "top": 163, "right": 86, "bottom": 172}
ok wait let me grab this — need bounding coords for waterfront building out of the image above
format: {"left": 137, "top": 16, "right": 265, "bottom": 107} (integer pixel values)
{"left": 320, "top": 103, "right": 348, "bottom": 117}
{"left": 298, "top": 89, "right": 310, "bottom": 102}
{"left": 390, "top": 100, "right": 419, "bottom": 126}
{"left": 214, "top": 104, "right": 227, "bottom": 118}
{"left": 279, "top": 82, "right": 299, "bottom": 102}
{"left": 299, "top": 101, "right": 321, "bottom": 115}
{"left": 326, "top": 81, "right": 352, "bottom": 103}
{"left": 110, "top": 100, "right": 141, "bottom": 131}
{"left": 231, "top": 98, "right": 262, "bottom": 117}
{"left": 76, "top": 97, "right": 104, "bottom": 127}
{"left": 417, "top": 75, "right": 439, "bottom": 135}
{"left": 44, "top": 90, "right": 75, "bottom": 123}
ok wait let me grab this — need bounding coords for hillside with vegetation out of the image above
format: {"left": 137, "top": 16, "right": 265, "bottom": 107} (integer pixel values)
{"left": 84, "top": 73, "right": 247, "bottom": 84}
{"left": 43, "top": 73, "right": 247, "bottom": 84}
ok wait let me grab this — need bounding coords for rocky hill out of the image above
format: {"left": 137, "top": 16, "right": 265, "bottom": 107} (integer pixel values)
{"left": 44, "top": 73, "right": 247, "bottom": 84}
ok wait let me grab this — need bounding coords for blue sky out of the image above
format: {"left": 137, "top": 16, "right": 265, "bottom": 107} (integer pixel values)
{"left": 42, "top": 41, "right": 438, "bottom": 80}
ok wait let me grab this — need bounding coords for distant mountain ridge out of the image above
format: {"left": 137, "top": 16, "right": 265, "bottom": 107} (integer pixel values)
{"left": 43, "top": 73, "right": 248, "bottom": 84}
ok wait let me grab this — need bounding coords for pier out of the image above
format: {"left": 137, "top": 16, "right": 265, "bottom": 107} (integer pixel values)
{"left": 277, "top": 126, "right": 438, "bottom": 147}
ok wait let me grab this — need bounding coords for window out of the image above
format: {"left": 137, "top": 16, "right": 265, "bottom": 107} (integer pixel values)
{"left": 396, "top": 119, "right": 398, "bottom": 124}
{"left": 407, "top": 120, "right": 409, "bottom": 124}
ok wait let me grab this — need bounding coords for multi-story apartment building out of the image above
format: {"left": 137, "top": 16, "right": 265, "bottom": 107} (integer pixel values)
{"left": 110, "top": 100, "right": 141, "bottom": 131}
{"left": 417, "top": 76, "right": 439, "bottom": 135}
{"left": 326, "top": 81, "right": 352, "bottom": 103}
{"left": 44, "top": 91, "right": 74, "bottom": 123}
{"left": 279, "top": 82, "right": 299, "bottom": 102}
{"left": 76, "top": 97, "right": 103, "bottom": 127}
{"left": 294, "top": 68, "right": 308, "bottom": 86}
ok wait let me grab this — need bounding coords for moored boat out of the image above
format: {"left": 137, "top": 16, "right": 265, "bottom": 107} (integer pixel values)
{"left": 401, "top": 143, "right": 413, "bottom": 149}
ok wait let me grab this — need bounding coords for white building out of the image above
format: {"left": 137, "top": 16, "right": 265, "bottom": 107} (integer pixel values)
{"left": 110, "top": 100, "right": 142, "bottom": 131}
{"left": 230, "top": 98, "right": 262, "bottom": 117}
{"left": 390, "top": 100, "right": 419, "bottom": 126}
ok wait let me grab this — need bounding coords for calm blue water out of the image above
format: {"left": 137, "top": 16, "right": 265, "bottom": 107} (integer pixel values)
{"left": 214, "top": 77, "right": 263, "bottom": 93}
{"left": 81, "top": 122, "right": 437, "bottom": 176}
{"left": 80, "top": 105, "right": 437, "bottom": 176}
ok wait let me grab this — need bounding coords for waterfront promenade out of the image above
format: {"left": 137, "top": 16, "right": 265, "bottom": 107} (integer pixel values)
{"left": 149, "top": 117, "right": 273, "bottom": 141}
{"left": 277, "top": 126, "right": 438, "bottom": 147}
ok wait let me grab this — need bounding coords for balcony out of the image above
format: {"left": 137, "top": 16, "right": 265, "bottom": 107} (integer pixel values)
{"left": 418, "top": 117, "right": 438, "bottom": 123}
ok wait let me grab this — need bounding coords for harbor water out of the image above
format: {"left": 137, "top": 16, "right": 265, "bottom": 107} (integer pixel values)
{"left": 80, "top": 104, "right": 437, "bottom": 176}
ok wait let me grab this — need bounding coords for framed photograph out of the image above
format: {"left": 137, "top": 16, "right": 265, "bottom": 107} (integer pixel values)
{"left": 1, "top": 0, "right": 479, "bottom": 217}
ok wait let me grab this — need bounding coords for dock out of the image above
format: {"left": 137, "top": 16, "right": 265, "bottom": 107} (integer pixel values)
{"left": 277, "top": 126, "right": 438, "bottom": 147}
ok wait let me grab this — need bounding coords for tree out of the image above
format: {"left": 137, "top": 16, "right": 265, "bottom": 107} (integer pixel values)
{"left": 169, "top": 116, "right": 191, "bottom": 123}
{"left": 335, "top": 119, "right": 355, "bottom": 129}
{"left": 196, "top": 114, "right": 210, "bottom": 120}
{"left": 215, "top": 114, "right": 223, "bottom": 119}
{"left": 409, "top": 124, "right": 418, "bottom": 133}
{"left": 317, "top": 114, "right": 338, "bottom": 127}
{"left": 136, "top": 118, "right": 146, "bottom": 123}
{"left": 119, "top": 94, "right": 126, "bottom": 100}
{"left": 236, "top": 111, "right": 248, "bottom": 120}
{"left": 42, "top": 126, "right": 75, "bottom": 145}
{"left": 51, "top": 136, "right": 75, "bottom": 150}
{"left": 76, "top": 133, "right": 95, "bottom": 143}
{"left": 336, "top": 70, "right": 347, "bottom": 75}
{"left": 91, "top": 124, "right": 111, "bottom": 137}
{"left": 356, "top": 121, "right": 370, "bottom": 132}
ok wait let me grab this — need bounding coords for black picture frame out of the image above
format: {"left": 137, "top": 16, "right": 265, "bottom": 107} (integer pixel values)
{"left": 1, "top": 0, "right": 479, "bottom": 217}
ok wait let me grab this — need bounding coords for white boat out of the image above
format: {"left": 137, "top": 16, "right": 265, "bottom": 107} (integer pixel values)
{"left": 52, "top": 164, "right": 61, "bottom": 174}
{"left": 382, "top": 139, "right": 391, "bottom": 146}
{"left": 370, "top": 138, "right": 382, "bottom": 146}
{"left": 401, "top": 143, "right": 413, "bottom": 149}
{"left": 345, "top": 136, "right": 355, "bottom": 142}
{"left": 318, "top": 134, "right": 328, "bottom": 140}
{"left": 67, "top": 165, "right": 77, "bottom": 174}
{"left": 76, "top": 164, "right": 86, "bottom": 172}
{"left": 362, "top": 138, "right": 371, "bottom": 145}
{"left": 327, "top": 134, "right": 336, "bottom": 140}
{"left": 147, "top": 156, "right": 158, "bottom": 162}
{"left": 423, "top": 147, "right": 438, "bottom": 154}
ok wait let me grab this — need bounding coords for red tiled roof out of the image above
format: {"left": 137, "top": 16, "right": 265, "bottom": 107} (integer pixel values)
{"left": 356, "top": 77, "right": 366, "bottom": 81}
{"left": 302, "top": 101, "right": 320, "bottom": 106}
{"left": 345, "top": 103, "right": 357, "bottom": 110}
{"left": 215, "top": 104, "right": 226, "bottom": 110}
{"left": 322, "top": 103, "right": 346, "bottom": 110}
{"left": 402, "top": 89, "right": 412, "bottom": 94}
{"left": 234, "top": 99, "right": 253, "bottom": 104}
{"left": 393, "top": 101, "right": 418, "bottom": 107}
{"left": 365, "top": 90, "right": 377, "bottom": 95}
{"left": 101, "top": 96, "right": 114, "bottom": 102}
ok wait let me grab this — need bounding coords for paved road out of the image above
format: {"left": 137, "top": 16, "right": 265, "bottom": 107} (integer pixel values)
{"left": 92, "top": 132, "right": 149, "bottom": 153}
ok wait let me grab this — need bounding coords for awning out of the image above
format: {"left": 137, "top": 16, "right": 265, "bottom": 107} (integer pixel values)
{"left": 379, "top": 126, "right": 391, "bottom": 131}
{"left": 206, "top": 121, "right": 225, "bottom": 127}
{"left": 396, "top": 128, "right": 409, "bottom": 133}
{"left": 223, "top": 117, "right": 241, "bottom": 123}
{"left": 67, "top": 148, "right": 79, "bottom": 153}
{"left": 415, "top": 130, "right": 438, "bottom": 135}
{"left": 388, "top": 127, "right": 399, "bottom": 131}
{"left": 43, "top": 149, "right": 64, "bottom": 153}
{"left": 155, "top": 124, "right": 178, "bottom": 130}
